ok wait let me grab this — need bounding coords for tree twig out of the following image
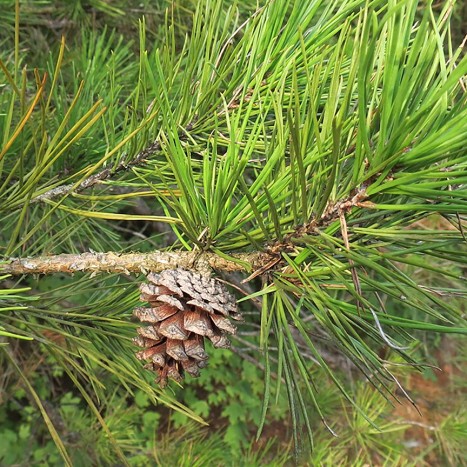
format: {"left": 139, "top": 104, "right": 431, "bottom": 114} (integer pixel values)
{"left": 31, "top": 139, "right": 162, "bottom": 203}
{"left": 268, "top": 185, "right": 370, "bottom": 254}
{"left": 1, "top": 250, "right": 267, "bottom": 276}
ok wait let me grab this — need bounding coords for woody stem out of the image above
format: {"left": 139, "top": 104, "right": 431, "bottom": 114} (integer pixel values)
{"left": 1, "top": 250, "right": 267, "bottom": 276}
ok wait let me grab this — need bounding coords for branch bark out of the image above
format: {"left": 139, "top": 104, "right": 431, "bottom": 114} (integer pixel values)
{"left": 1, "top": 250, "right": 267, "bottom": 276}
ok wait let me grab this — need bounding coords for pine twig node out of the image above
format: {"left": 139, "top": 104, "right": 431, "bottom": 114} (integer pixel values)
{"left": 132, "top": 268, "right": 242, "bottom": 387}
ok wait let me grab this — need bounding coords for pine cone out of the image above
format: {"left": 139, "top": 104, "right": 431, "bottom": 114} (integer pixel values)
{"left": 132, "top": 269, "right": 241, "bottom": 387}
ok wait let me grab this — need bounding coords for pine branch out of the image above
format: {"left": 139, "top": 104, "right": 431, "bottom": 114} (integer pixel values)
{"left": 30, "top": 116, "right": 196, "bottom": 204}
{"left": 1, "top": 250, "right": 266, "bottom": 276}
{"left": 3, "top": 188, "right": 370, "bottom": 278}
{"left": 31, "top": 139, "right": 163, "bottom": 203}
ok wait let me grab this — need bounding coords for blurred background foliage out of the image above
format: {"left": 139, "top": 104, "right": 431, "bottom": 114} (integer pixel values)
{"left": 0, "top": 0, "right": 466, "bottom": 465}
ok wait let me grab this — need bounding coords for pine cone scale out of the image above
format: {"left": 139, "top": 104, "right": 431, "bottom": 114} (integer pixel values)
{"left": 166, "top": 339, "right": 189, "bottom": 361}
{"left": 209, "top": 314, "right": 237, "bottom": 334}
{"left": 184, "top": 310, "right": 214, "bottom": 336}
{"left": 137, "top": 325, "right": 161, "bottom": 340}
{"left": 133, "top": 305, "right": 178, "bottom": 323}
{"left": 183, "top": 335, "right": 208, "bottom": 361}
{"left": 158, "top": 312, "right": 190, "bottom": 340}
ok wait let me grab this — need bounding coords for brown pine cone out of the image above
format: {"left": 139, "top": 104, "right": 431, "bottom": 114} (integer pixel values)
{"left": 132, "top": 269, "right": 241, "bottom": 387}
